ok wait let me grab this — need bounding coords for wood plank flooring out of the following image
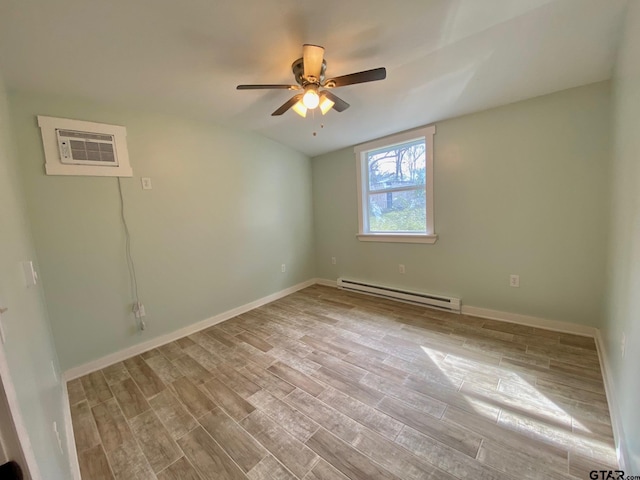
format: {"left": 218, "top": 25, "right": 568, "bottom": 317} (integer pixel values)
{"left": 69, "top": 285, "right": 616, "bottom": 480}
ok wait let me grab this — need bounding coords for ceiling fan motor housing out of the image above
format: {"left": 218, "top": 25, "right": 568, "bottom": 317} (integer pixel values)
{"left": 292, "top": 58, "right": 327, "bottom": 86}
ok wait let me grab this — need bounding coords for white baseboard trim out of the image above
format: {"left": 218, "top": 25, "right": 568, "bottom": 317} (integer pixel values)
{"left": 314, "top": 278, "right": 338, "bottom": 287}
{"left": 61, "top": 381, "right": 81, "bottom": 480}
{"left": 460, "top": 305, "right": 597, "bottom": 337}
{"left": 63, "top": 279, "right": 316, "bottom": 381}
{"left": 316, "top": 277, "right": 596, "bottom": 337}
{"left": 594, "top": 329, "right": 628, "bottom": 471}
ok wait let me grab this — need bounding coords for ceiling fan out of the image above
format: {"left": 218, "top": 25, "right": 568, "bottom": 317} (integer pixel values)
{"left": 236, "top": 44, "right": 386, "bottom": 117}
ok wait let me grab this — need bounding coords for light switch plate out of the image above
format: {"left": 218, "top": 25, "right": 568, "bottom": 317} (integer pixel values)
{"left": 22, "top": 261, "right": 38, "bottom": 287}
{"left": 0, "top": 312, "right": 6, "bottom": 344}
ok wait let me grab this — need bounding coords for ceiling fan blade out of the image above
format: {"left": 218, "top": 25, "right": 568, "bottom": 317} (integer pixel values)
{"left": 237, "top": 84, "right": 299, "bottom": 90}
{"left": 303, "top": 44, "right": 325, "bottom": 80}
{"left": 271, "top": 94, "right": 303, "bottom": 116}
{"left": 324, "top": 67, "right": 386, "bottom": 88}
{"left": 322, "top": 91, "right": 350, "bottom": 112}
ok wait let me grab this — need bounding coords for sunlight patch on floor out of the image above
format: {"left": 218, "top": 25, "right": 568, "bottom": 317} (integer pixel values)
{"left": 420, "top": 344, "right": 594, "bottom": 433}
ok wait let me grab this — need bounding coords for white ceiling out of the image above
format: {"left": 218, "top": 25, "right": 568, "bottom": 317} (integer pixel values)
{"left": 0, "top": 0, "right": 628, "bottom": 157}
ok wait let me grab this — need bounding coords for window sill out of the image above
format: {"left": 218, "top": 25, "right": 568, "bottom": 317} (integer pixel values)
{"left": 356, "top": 234, "right": 438, "bottom": 244}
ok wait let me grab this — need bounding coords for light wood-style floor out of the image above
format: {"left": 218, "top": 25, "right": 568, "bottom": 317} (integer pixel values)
{"left": 69, "top": 285, "right": 616, "bottom": 480}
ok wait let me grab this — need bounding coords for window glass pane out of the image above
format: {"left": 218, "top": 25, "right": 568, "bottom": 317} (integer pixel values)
{"left": 368, "top": 188, "right": 426, "bottom": 232}
{"left": 367, "top": 139, "right": 426, "bottom": 191}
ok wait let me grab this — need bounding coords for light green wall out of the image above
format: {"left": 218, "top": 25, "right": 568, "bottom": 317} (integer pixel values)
{"left": 9, "top": 91, "right": 314, "bottom": 371}
{"left": 605, "top": 1, "right": 640, "bottom": 473}
{"left": 313, "top": 81, "right": 611, "bottom": 327}
{"left": 0, "top": 76, "right": 71, "bottom": 476}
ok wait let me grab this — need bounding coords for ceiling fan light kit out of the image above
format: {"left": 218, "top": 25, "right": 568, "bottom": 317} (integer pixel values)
{"left": 290, "top": 91, "right": 334, "bottom": 118}
{"left": 237, "top": 44, "right": 386, "bottom": 117}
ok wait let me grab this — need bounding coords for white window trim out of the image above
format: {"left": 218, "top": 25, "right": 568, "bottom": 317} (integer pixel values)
{"left": 355, "top": 125, "right": 437, "bottom": 244}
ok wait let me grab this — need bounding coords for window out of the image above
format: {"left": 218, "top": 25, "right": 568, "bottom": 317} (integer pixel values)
{"left": 355, "top": 125, "right": 436, "bottom": 243}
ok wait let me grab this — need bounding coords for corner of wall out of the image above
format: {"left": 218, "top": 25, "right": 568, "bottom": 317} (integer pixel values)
{"left": 0, "top": 70, "right": 74, "bottom": 479}
{"left": 595, "top": 329, "right": 630, "bottom": 471}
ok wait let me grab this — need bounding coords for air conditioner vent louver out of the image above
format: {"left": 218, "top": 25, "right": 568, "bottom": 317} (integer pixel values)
{"left": 56, "top": 129, "right": 118, "bottom": 166}
{"left": 337, "top": 277, "right": 461, "bottom": 313}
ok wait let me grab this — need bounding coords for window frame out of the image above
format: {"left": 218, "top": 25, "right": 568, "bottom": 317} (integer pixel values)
{"left": 355, "top": 125, "right": 437, "bottom": 244}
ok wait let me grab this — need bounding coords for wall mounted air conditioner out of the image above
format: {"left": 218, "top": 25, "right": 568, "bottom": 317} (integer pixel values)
{"left": 38, "top": 116, "right": 132, "bottom": 177}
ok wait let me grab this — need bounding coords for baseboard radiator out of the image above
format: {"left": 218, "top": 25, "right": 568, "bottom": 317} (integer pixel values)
{"left": 337, "top": 278, "right": 461, "bottom": 313}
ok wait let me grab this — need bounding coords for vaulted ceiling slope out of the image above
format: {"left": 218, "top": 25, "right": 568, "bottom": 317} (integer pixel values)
{"left": 0, "top": 0, "right": 628, "bottom": 156}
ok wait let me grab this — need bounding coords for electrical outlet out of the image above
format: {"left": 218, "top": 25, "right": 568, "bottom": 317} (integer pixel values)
{"left": 509, "top": 274, "right": 520, "bottom": 287}
{"left": 141, "top": 177, "right": 152, "bottom": 190}
{"left": 331, "top": 257, "right": 337, "bottom": 265}
{"left": 621, "top": 333, "right": 626, "bottom": 358}
{"left": 399, "top": 264, "right": 406, "bottom": 274}
{"left": 281, "top": 264, "right": 286, "bottom": 273}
